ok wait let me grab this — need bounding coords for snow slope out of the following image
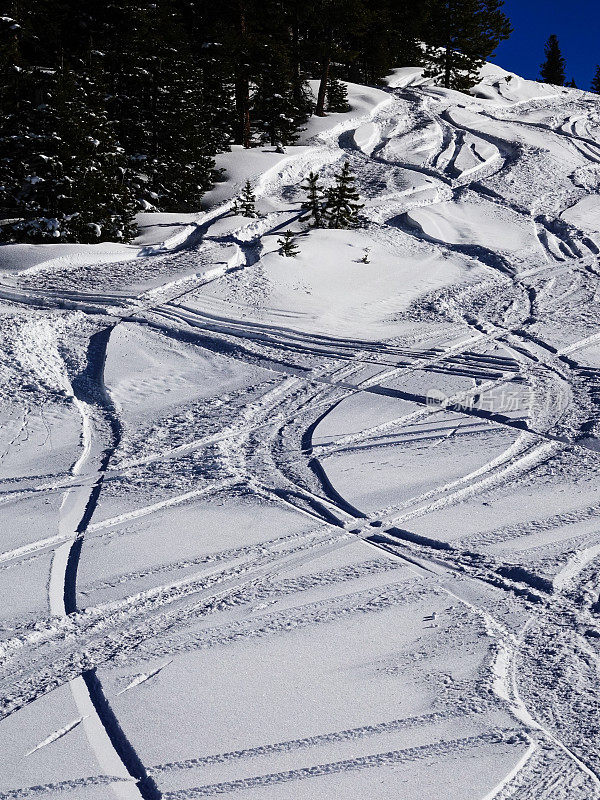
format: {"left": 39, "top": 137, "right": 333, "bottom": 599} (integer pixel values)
{"left": 2, "top": 65, "right": 600, "bottom": 800}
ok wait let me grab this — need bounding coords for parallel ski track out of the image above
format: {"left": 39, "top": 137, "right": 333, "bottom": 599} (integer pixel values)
{"left": 3, "top": 83, "right": 600, "bottom": 800}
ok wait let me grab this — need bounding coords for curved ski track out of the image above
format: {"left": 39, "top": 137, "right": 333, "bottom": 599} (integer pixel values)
{"left": 2, "top": 78, "right": 600, "bottom": 800}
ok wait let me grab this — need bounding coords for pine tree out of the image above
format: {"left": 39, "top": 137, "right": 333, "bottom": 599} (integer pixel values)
{"left": 301, "top": 171, "right": 325, "bottom": 227}
{"left": 0, "top": 66, "right": 136, "bottom": 243}
{"left": 566, "top": 77, "right": 577, "bottom": 89}
{"left": 253, "top": 75, "right": 308, "bottom": 147}
{"left": 0, "top": 0, "right": 232, "bottom": 242}
{"left": 311, "top": 0, "right": 367, "bottom": 116}
{"left": 251, "top": 5, "right": 313, "bottom": 148}
{"left": 324, "top": 161, "right": 364, "bottom": 229}
{"left": 424, "top": 0, "right": 512, "bottom": 91}
{"left": 144, "top": 50, "right": 218, "bottom": 211}
{"left": 591, "top": 65, "right": 600, "bottom": 94}
{"left": 0, "top": 0, "right": 136, "bottom": 242}
{"left": 278, "top": 230, "right": 300, "bottom": 256}
{"left": 100, "top": 0, "right": 222, "bottom": 212}
{"left": 198, "top": 48, "right": 235, "bottom": 155}
{"left": 326, "top": 76, "right": 350, "bottom": 112}
{"left": 346, "top": 0, "right": 428, "bottom": 85}
{"left": 539, "top": 34, "right": 566, "bottom": 86}
{"left": 233, "top": 180, "right": 258, "bottom": 217}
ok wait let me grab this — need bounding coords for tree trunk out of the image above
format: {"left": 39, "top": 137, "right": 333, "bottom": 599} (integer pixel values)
{"left": 444, "top": 2, "right": 453, "bottom": 89}
{"left": 315, "top": 50, "right": 331, "bottom": 117}
{"left": 290, "top": 9, "right": 302, "bottom": 105}
{"left": 444, "top": 40, "right": 453, "bottom": 89}
{"left": 234, "top": 0, "right": 251, "bottom": 148}
{"left": 234, "top": 77, "right": 251, "bottom": 148}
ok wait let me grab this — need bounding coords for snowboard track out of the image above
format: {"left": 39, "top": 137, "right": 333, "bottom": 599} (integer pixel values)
{"left": 3, "top": 77, "right": 600, "bottom": 800}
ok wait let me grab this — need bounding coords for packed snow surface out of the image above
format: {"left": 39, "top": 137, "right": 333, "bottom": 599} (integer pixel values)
{"left": 2, "top": 65, "right": 600, "bottom": 800}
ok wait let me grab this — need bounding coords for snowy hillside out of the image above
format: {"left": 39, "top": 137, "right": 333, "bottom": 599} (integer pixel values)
{"left": 2, "top": 63, "right": 600, "bottom": 800}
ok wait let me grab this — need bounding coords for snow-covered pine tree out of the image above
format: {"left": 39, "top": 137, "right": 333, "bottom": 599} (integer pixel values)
{"left": 146, "top": 50, "right": 219, "bottom": 211}
{"left": 324, "top": 161, "right": 364, "bottom": 229}
{"left": 591, "top": 66, "right": 600, "bottom": 94}
{"left": 234, "top": 180, "right": 258, "bottom": 217}
{"left": 250, "top": 5, "right": 313, "bottom": 148}
{"left": 100, "top": 0, "right": 222, "bottom": 212}
{"left": 197, "top": 42, "right": 236, "bottom": 155}
{"left": 0, "top": 65, "right": 137, "bottom": 243}
{"left": 423, "top": 0, "right": 512, "bottom": 91}
{"left": 278, "top": 230, "right": 300, "bottom": 256}
{"left": 253, "top": 77, "right": 306, "bottom": 147}
{"left": 539, "top": 34, "right": 566, "bottom": 86}
{"left": 301, "top": 171, "right": 325, "bottom": 227}
{"left": 0, "top": 0, "right": 135, "bottom": 242}
{"left": 326, "top": 76, "right": 350, "bottom": 112}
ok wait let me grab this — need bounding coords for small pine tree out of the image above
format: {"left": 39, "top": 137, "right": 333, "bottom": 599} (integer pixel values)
{"left": 566, "top": 77, "right": 577, "bottom": 89}
{"left": 540, "top": 34, "right": 566, "bottom": 86}
{"left": 359, "top": 247, "right": 371, "bottom": 264}
{"left": 326, "top": 77, "right": 350, "bottom": 112}
{"left": 324, "top": 161, "right": 364, "bottom": 229}
{"left": 233, "top": 180, "right": 257, "bottom": 217}
{"left": 591, "top": 65, "right": 600, "bottom": 94}
{"left": 278, "top": 230, "right": 300, "bottom": 257}
{"left": 301, "top": 171, "right": 325, "bottom": 227}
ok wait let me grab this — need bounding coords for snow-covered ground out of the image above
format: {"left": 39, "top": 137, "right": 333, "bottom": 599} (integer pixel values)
{"left": 2, "top": 65, "right": 600, "bottom": 799}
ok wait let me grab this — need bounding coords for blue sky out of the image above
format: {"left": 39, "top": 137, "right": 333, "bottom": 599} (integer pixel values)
{"left": 495, "top": 0, "right": 600, "bottom": 89}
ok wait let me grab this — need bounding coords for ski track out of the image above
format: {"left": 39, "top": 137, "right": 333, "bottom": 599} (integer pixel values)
{"left": 2, "top": 74, "right": 600, "bottom": 800}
